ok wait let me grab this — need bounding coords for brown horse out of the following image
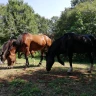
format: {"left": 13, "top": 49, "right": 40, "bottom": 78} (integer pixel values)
{"left": 10, "top": 32, "right": 52, "bottom": 67}
{"left": 0, "top": 38, "right": 16, "bottom": 68}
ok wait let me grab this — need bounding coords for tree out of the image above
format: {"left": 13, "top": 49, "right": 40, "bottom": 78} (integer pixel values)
{"left": 55, "top": 0, "right": 96, "bottom": 39}
{"left": 71, "top": 0, "right": 94, "bottom": 7}
{"left": 50, "top": 16, "right": 59, "bottom": 33}
{"left": 35, "top": 13, "right": 50, "bottom": 34}
{"left": 2, "top": 0, "right": 38, "bottom": 40}
{"left": 0, "top": 4, "right": 8, "bottom": 43}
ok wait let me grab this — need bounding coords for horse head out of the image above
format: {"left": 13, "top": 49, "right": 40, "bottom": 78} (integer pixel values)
{"left": 46, "top": 54, "right": 55, "bottom": 72}
{"left": 0, "top": 39, "right": 17, "bottom": 66}
{"left": 46, "top": 33, "right": 69, "bottom": 72}
{"left": 46, "top": 39, "right": 59, "bottom": 72}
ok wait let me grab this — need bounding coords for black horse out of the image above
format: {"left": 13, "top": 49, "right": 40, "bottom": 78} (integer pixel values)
{"left": 46, "top": 32, "right": 96, "bottom": 73}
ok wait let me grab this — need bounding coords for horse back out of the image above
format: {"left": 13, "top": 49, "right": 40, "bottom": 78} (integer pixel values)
{"left": 30, "top": 34, "right": 52, "bottom": 51}
{"left": 64, "top": 33, "right": 94, "bottom": 53}
{"left": 43, "top": 35, "right": 52, "bottom": 47}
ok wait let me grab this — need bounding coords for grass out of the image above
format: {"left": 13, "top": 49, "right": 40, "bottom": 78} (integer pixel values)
{"left": 0, "top": 58, "right": 96, "bottom": 96}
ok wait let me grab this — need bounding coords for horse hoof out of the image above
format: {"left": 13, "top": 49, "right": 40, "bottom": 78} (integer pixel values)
{"left": 7, "top": 66, "right": 13, "bottom": 69}
{"left": 10, "top": 67, "right": 13, "bottom": 69}
{"left": 26, "top": 64, "right": 29, "bottom": 67}
{"left": 47, "top": 71, "right": 50, "bottom": 74}
{"left": 23, "top": 68, "right": 26, "bottom": 70}
{"left": 37, "top": 64, "right": 41, "bottom": 67}
{"left": 67, "top": 72, "right": 72, "bottom": 75}
{"left": 62, "top": 63, "right": 65, "bottom": 66}
{"left": 87, "top": 70, "right": 91, "bottom": 73}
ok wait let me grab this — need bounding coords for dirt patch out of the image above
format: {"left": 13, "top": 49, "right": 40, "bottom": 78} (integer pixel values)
{"left": 0, "top": 61, "right": 96, "bottom": 96}
{"left": 0, "top": 61, "right": 94, "bottom": 83}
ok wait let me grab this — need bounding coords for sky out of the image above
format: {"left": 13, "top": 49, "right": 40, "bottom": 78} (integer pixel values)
{"left": 0, "top": 0, "right": 71, "bottom": 19}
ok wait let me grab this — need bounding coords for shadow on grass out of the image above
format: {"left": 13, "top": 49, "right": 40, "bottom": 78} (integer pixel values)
{"left": 6, "top": 67, "right": 96, "bottom": 83}
{"left": 0, "top": 63, "right": 39, "bottom": 70}
{"left": 0, "top": 66, "right": 96, "bottom": 96}
{"left": 0, "top": 63, "right": 96, "bottom": 83}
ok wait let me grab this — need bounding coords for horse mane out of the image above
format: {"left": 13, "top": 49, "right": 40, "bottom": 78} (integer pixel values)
{"left": 13, "top": 34, "right": 23, "bottom": 46}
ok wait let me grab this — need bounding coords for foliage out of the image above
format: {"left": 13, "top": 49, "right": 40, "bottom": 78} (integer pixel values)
{"left": 55, "top": 0, "right": 96, "bottom": 39}
{"left": 35, "top": 14, "right": 49, "bottom": 34}
{"left": 0, "top": 0, "right": 53, "bottom": 44}
{"left": 71, "top": 0, "right": 94, "bottom": 7}
{"left": 4, "top": 0, "right": 38, "bottom": 38}
{"left": 0, "top": 60, "right": 96, "bottom": 96}
{"left": 0, "top": 0, "right": 96, "bottom": 60}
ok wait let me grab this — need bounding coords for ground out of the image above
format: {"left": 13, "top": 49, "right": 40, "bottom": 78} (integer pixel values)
{"left": 0, "top": 58, "right": 96, "bottom": 96}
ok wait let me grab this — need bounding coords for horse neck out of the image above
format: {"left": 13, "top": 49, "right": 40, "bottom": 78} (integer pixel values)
{"left": 49, "top": 39, "right": 61, "bottom": 56}
{"left": 10, "top": 47, "right": 16, "bottom": 54}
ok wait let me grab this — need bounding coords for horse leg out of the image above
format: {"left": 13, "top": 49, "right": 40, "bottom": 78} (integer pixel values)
{"left": 18, "top": 52, "right": 23, "bottom": 58}
{"left": 18, "top": 52, "right": 20, "bottom": 58}
{"left": 67, "top": 53, "right": 73, "bottom": 74}
{"left": 30, "top": 52, "right": 34, "bottom": 58}
{"left": 37, "top": 51, "right": 44, "bottom": 66}
{"left": 24, "top": 53, "right": 29, "bottom": 67}
{"left": 88, "top": 53, "right": 93, "bottom": 73}
{"left": 24, "top": 47, "right": 30, "bottom": 67}
{"left": 57, "top": 54, "right": 64, "bottom": 65}
{"left": 7, "top": 59, "right": 14, "bottom": 69}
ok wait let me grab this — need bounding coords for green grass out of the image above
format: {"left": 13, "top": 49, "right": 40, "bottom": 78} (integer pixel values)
{"left": 0, "top": 58, "right": 96, "bottom": 96}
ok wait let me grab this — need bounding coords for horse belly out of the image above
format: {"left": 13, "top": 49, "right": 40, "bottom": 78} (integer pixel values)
{"left": 19, "top": 47, "right": 26, "bottom": 52}
{"left": 73, "top": 45, "right": 92, "bottom": 53}
{"left": 30, "top": 43, "right": 45, "bottom": 51}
